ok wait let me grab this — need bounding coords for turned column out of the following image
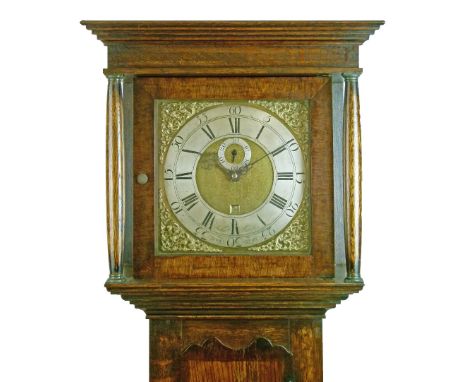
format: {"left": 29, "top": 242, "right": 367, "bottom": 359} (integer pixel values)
{"left": 343, "top": 73, "right": 363, "bottom": 283}
{"left": 106, "top": 74, "right": 126, "bottom": 282}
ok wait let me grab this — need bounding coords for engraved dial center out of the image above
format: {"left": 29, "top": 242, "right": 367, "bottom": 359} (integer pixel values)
{"left": 218, "top": 137, "right": 251, "bottom": 173}
{"left": 197, "top": 138, "right": 273, "bottom": 216}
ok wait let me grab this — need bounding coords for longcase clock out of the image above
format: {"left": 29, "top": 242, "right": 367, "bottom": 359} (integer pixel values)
{"left": 82, "top": 20, "right": 383, "bottom": 382}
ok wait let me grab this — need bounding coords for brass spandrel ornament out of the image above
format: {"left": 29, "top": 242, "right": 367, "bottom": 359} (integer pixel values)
{"left": 82, "top": 20, "right": 384, "bottom": 382}
{"left": 248, "top": 100, "right": 310, "bottom": 148}
{"left": 156, "top": 100, "right": 311, "bottom": 253}
{"left": 158, "top": 101, "right": 223, "bottom": 163}
{"left": 158, "top": 188, "right": 222, "bottom": 253}
{"left": 249, "top": 198, "right": 310, "bottom": 252}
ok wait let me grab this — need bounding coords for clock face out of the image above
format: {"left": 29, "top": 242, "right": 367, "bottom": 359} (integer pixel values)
{"left": 161, "top": 103, "right": 306, "bottom": 249}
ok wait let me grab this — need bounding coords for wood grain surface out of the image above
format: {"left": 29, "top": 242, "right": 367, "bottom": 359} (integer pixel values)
{"left": 291, "top": 320, "right": 323, "bottom": 382}
{"left": 181, "top": 337, "right": 292, "bottom": 382}
{"left": 343, "top": 73, "right": 363, "bottom": 282}
{"left": 106, "top": 75, "right": 126, "bottom": 282}
{"left": 81, "top": 20, "right": 383, "bottom": 77}
{"left": 150, "top": 320, "right": 182, "bottom": 382}
{"left": 181, "top": 320, "right": 289, "bottom": 350}
{"left": 132, "top": 76, "right": 335, "bottom": 280}
{"left": 82, "top": 20, "right": 383, "bottom": 382}
{"left": 106, "top": 278, "right": 363, "bottom": 320}
{"left": 148, "top": 318, "right": 325, "bottom": 381}
{"left": 81, "top": 20, "right": 384, "bottom": 43}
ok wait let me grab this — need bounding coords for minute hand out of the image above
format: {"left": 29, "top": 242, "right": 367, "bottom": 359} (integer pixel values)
{"left": 245, "top": 138, "right": 295, "bottom": 169}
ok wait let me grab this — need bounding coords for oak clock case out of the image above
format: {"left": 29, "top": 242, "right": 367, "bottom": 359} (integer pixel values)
{"left": 82, "top": 20, "right": 383, "bottom": 382}
{"left": 158, "top": 101, "right": 310, "bottom": 253}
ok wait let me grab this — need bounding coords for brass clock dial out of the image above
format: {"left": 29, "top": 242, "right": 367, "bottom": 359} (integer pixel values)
{"left": 162, "top": 103, "right": 305, "bottom": 248}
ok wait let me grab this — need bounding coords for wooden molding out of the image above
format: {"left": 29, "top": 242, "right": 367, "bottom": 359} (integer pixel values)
{"left": 106, "top": 278, "right": 363, "bottom": 319}
{"left": 81, "top": 21, "right": 383, "bottom": 44}
{"left": 81, "top": 21, "right": 384, "bottom": 76}
{"left": 103, "top": 66, "right": 362, "bottom": 77}
{"left": 182, "top": 336, "right": 292, "bottom": 357}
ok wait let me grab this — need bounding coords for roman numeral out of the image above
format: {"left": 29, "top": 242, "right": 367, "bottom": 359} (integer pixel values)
{"left": 270, "top": 193, "right": 287, "bottom": 210}
{"left": 277, "top": 172, "right": 294, "bottom": 180}
{"left": 256, "top": 125, "right": 266, "bottom": 140}
{"left": 201, "top": 125, "right": 215, "bottom": 140}
{"left": 231, "top": 219, "right": 239, "bottom": 235}
{"left": 257, "top": 214, "right": 267, "bottom": 226}
{"left": 201, "top": 211, "right": 215, "bottom": 230}
{"left": 175, "top": 172, "right": 192, "bottom": 180}
{"left": 229, "top": 117, "right": 240, "bottom": 134}
{"left": 271, "top": 139, "right": 295, "bottom": 157}
{"left": 182, "top": 149, "right": 201, "bottom": 155}
{"left": 181, "top": 193, "right": 199, "bottom": 211}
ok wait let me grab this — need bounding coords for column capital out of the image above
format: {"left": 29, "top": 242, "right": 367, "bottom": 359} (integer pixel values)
{"left": 106, "top": 73, "right": 125, "bottom": 80}
{"left": 342, "top": 72, "right": 361, "bottom": 81}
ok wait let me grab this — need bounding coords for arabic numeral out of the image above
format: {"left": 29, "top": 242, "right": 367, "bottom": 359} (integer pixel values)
{"left": 262, "top": 226, "right": 276, "bottom": 239}
{"left": 289, "top": 141, "right": 299, "bottom": 152}
{"left": 172, "top": 135, "right": 184, "bottom": 149}
{"left": 195, "top": 226, "right": 209, "bottom": 237}
{"left": 170, "top": 201, "right": 183, "bottom": 214}
{"left": 296, "top": 172, "right": 305, "bottom": 184}
{"left": 226, "top": 237, "right": 240, "bottom": 247}
{"left": 285, "top": 202, "right": 299, "bottom": 217}
{"left": 196, "top": 112, "right": 208, "bottom": 124}
{"left": 163, "top": 169, "right": 174, "bottom": 180}
{"left": 229, "top": 105, "right": 242, "bottom": 115}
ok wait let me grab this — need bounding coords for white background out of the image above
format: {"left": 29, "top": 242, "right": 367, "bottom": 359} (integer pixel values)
{"left": 1, "top": 1, "right": 467, "bottom": 381}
